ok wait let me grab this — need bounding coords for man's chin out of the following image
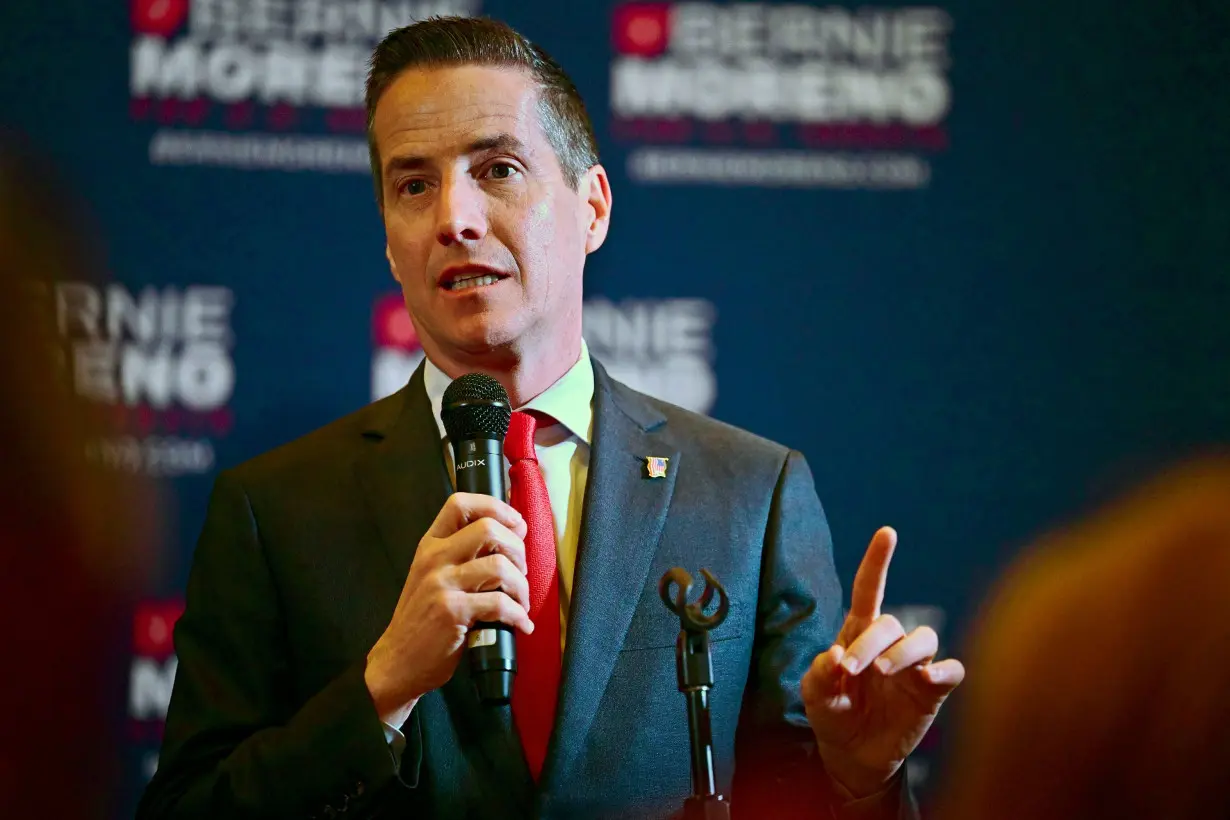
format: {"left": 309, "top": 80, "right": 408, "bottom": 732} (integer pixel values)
{"left": 412, "top": 304, "right": 537, "bottom": 364}
{"left": 433, "top": 324, "right": 524, "bottom": 362}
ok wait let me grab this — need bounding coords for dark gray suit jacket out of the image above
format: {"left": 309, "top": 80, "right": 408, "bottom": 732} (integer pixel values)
{"left": 138, "top": 360, "right": 915, "bottom": 819}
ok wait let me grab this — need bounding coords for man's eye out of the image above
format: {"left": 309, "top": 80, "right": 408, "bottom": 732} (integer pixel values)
{"left": 487, "top": 163, "right": 519, "bottom": 180}
{"left": 402, "top": 179, "right": 427, "bottom": 196}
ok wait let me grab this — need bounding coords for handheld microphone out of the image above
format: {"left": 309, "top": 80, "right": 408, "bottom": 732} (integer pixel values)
{"left": 441, "top": 373, "right": 516, "bottom": 705}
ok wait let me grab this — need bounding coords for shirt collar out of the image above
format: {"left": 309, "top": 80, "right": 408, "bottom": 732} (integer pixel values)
{"left": 422, "top": 339, "right": 594, "bottom": 445}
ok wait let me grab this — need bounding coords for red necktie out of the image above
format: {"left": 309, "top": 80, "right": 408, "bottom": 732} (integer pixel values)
{"left": 505, "top": 410, "right": 561, "bottom": 781}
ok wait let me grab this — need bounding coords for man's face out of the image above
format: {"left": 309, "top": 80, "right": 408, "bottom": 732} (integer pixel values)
{"left": 373, "top": 65, "right": 610, "bottom": 363}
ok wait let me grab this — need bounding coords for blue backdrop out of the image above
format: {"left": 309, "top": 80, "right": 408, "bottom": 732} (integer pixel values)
{"left": 3, "top": 0, "right": 1228, "bottom": 815}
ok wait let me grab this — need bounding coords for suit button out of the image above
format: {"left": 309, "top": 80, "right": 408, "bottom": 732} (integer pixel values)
{"left": 354, "top": 781, "right": 365, "bottom": 797}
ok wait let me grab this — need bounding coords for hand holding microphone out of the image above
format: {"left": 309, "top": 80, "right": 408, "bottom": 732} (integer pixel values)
{"left": 363, "top": 493, "right": 532, "bottom": 725}
{"left": 364, "top": 374, "right": 527, "bottom": 727}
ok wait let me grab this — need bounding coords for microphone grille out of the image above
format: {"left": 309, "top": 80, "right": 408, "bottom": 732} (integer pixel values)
{"left": 441, "top": 373, "right": 512, "bottom": 442}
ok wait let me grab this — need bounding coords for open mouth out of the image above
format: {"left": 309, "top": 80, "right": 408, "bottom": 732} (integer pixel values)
{"left": 439, "top": 266, "right": 510, "bottom": 292}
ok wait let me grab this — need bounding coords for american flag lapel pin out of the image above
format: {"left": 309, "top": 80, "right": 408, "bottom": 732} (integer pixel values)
{"left": 645, "top": 456, "right": 670, "bottom": 479}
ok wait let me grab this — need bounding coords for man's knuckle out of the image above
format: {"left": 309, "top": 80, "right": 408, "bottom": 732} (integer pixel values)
{"left": 420, "top": 566, "right": 443, "bottom": 590}
{"left": 436, "top": 590, "right": 464, "bottom": 621}
{"left": 474, "top": 552, "right": 497, "bottom": 577}
{"left": 424, "top": 591, "right": 446, "bottom": 620}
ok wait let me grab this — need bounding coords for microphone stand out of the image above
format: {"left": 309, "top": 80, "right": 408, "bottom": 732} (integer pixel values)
{"left": 659, "top": 568, "right": 732, "bottom": 820}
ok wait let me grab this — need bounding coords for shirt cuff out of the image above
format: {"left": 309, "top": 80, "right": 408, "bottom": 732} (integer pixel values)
{"left": 381, "top": 721, "right": 408, "bottom": 772}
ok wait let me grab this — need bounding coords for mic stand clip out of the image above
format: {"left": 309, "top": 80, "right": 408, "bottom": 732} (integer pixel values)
{"left": 659, "top": 567, "right": 732, "bottom": 820}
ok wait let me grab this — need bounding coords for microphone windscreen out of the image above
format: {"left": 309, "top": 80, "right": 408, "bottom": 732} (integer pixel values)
{"left": 441, "top": 373, "right": 512, "bottom": 442}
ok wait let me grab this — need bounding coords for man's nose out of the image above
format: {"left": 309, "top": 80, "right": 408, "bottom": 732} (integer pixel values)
{"left": 435, "top": 175, "right": 487, "bottom": 246}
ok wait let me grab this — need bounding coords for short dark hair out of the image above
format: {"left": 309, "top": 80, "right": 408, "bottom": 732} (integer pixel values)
{"left": 364, "top": 16, "right": 600, "bottom": 207}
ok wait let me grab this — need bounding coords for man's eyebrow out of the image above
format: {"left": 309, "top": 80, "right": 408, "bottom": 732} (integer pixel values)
{"left": 383, "top": 133, "right": 530, "bottom": 176}
{"left": 466, "top": 133, "right": 529, "bottom": 156}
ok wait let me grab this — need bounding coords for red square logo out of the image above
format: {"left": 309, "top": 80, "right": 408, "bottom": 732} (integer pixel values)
{"left": 132, "top": 0, "right": 190, "bottom": 36}
{"left": 613, "top": 4, "right": 671, "bottom": 58}
{"left": 133, "top": 600, "right": 184, "bottom": 658}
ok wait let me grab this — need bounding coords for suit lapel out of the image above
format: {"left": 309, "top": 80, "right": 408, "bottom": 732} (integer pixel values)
{"left": 542, "top": 361, "right": 679, "bottom": 787}
{"left": 353, "top": 364, "right": 533, "bottom": 809}
{"left": 354, "top": 364, "right": 452, "bottom": 591}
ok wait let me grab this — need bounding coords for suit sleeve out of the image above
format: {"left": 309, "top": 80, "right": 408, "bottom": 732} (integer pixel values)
{"left": 136, "top": 470, "right": 422, "bottom": 819}
{"left": 730, "top": 450, "right": 919, "bottom": 820}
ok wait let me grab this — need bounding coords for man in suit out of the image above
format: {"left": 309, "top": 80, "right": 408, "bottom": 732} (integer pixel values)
{"left": 139, "top": 16, "right": 964, "bottom": 820}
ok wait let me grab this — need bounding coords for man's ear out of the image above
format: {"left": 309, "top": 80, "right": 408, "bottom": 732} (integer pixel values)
{"left": 386, "top": 244, "right": 401, "bottom": 284}
{"left": 583, "top": 164, "right": 613, "bottom": 254}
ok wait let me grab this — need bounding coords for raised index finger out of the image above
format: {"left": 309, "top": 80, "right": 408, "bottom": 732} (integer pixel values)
{"left": 849, "top": 526, "right": 897, "bottom": 622}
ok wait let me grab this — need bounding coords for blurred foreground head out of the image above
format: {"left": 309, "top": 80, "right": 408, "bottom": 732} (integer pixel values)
{"left": 0, "top": 135, "right": 158, "bottom": 814}
{"left": 937, "top": 458, "right": 1230, "bottom": 820}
